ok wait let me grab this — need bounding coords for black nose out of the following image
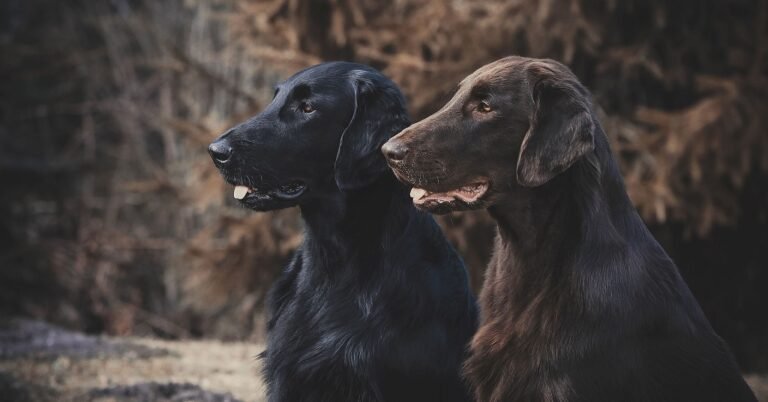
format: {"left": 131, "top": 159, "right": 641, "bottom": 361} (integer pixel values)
{"left": 208, "top": 138, "right": 233, "bottom": 164}
{"left": 382, "top": 140, "right": 408, "bottom": 162}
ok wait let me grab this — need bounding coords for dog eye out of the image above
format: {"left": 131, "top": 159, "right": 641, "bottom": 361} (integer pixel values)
{"left": 300, "top": 102, "right": 315, "bottom": 113}
{"left": 476, "top": 101, "right": 492, "bottom": 113}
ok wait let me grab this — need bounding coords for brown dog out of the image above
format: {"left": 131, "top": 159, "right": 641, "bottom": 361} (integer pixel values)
{"left": 382, "top": 56, "right": 756, "bottom": 402}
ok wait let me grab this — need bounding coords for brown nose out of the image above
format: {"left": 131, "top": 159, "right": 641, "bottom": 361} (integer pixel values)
{"left": 382, "top": 140, "right": 408, "bottom": 162}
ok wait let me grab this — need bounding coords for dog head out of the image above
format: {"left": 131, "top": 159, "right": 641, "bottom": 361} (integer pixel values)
{"left": 382, "top": 56, "right": 596, "bottom": 214}
{"left": 209, "top": 62, "right": 409, "bottom": 211}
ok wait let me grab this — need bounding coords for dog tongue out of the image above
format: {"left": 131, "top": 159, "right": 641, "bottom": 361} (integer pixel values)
{"left": 410, "top": 188, "right": 427, "bottom": 200}
{"left": 233, "top": 186, "right": 249, "bottom": 200}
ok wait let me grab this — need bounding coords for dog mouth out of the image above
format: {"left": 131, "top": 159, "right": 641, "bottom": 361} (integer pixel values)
{"left": 408, "top": 181, "right": 489, "bottom": 206}
{"left": 232, "top": 181, "right": 307, "bottom": 201}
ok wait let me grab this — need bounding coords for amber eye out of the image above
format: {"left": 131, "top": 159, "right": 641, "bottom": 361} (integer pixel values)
{"left": 477, "top": 101, "right": 492, "bottom": 113}
{"left": 300, "top": 102, "right": 314, "bottom": 113}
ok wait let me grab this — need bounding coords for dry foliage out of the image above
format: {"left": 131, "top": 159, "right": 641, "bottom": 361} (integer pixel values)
{"left": 1, "top": 0, "right": 766, "bottom": 346}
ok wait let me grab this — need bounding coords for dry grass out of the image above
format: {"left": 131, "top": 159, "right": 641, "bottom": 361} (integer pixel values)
{"left": 2, "top": 338, "right": 265, "bottom": 402}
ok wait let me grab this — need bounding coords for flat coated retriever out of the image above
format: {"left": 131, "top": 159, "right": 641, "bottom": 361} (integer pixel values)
{"left": 208, "top": 62, "right": 477, "bottom": 402}
{"left": 382, "top": 56, "right": 756, "bottom": 402}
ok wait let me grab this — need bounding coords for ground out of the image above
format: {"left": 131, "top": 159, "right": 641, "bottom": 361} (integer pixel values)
{"left": 0, "top": 319, "right": 765, "bottom": 401}
{"left": 0, "top": 319, "right": 265, "bottom": 402}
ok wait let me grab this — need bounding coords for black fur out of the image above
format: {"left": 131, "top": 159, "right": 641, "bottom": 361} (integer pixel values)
{"left": 384, "top": 56, "right": 757, "bottom": 402}
{"left": 209, "top": 62, "right": 477, "bottom": 402}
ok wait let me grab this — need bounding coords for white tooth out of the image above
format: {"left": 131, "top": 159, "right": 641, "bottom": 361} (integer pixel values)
{"left": 410, "top": 188, "right": 427, "bottom": 199}
{"left": 233, "top": 185, "right": 249, "bottom": 200}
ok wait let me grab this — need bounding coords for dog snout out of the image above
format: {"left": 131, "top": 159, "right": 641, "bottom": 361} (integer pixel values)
{"left": 382, "top": 140, "right": 409, "bottom": 163}
{"left": 208, "top": 137, "right": 233, "bottom": 165}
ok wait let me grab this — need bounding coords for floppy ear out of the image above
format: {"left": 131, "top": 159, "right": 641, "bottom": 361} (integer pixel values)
{"left": 334, "top": 70, "right": 409, "bottom": 191}
{"left": 516, "top": 75, "right": 596, "bottom": 187}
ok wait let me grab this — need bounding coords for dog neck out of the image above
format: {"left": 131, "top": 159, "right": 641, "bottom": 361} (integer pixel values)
{"left": 492, "top": 133, "right": 634, "bottom": 260}
{"left": 483, "top": 130, "right": 654, "bottom": 320}
{"left": 298, "top": 173, "right": 419, "bottom": 273}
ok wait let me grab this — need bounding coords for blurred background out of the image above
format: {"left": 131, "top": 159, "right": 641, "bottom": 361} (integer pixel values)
{"left": 1, "top": 0, "right": 766, "bottom": 373}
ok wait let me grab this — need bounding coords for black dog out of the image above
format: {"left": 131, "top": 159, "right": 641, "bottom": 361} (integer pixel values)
{"left": 209, "top": 62, "right": 477, "bottom": 402}
{"left": 383, "top": 56, "right": 756, "bottom": 402}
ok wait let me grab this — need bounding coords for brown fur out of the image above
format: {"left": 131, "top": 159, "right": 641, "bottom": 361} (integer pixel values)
{"left": 383, "top": 56, "right": 756, "bottom": 402}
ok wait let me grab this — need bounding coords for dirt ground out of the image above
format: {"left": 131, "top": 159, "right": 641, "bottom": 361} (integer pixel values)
{"left": 0, "top": 319, "right": 265, "bottom": 402}
{"left": 1, "top": 319, "right": 766, "bottom": 401}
